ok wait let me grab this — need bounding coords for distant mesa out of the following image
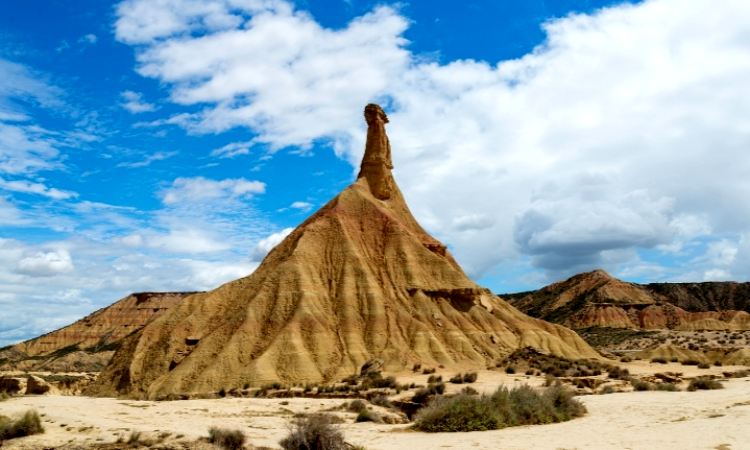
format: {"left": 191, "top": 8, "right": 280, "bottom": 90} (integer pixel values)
{"left": 504, "top": 269, "right": 750, "bottom": 332}
{"left": 87, "top": 104, "right": 598, "bottom": 399}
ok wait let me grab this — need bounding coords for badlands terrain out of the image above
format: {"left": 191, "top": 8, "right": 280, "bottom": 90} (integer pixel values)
{"left": 2, "top": 106, "right": 749, "bottom": 449}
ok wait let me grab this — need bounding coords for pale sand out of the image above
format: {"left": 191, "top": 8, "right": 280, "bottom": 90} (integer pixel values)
{"left": 2, "top": 365, "right": 749, "bottom": 450}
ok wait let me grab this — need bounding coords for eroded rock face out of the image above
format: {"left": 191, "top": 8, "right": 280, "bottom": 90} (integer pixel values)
{"left": 505, "top": 270, "right": 750, "bottom": 331}
{"left": 15, "top": 292, "right": 197, "bottom": 357}
{"left": 26, "top": 375, "right": 52, "bottom": 395}
{"left": 87, "top": 104, "right": 597, "bottom": 400}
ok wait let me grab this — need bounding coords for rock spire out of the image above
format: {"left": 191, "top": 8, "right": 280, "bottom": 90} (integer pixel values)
{"left": 358, "top": 103, "right": 394, "bottom": 200}
{"left": 87, "top": 104, "right": 598, "bottom": 400}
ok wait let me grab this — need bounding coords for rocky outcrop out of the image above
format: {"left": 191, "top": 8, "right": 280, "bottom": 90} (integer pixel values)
{"left": 504, "top": 270, "right": 750, "bottom": 331}
{"left": 87, "top": 104, "right": 598, "bottom": 400}
{"left": 26, "top": 375, "right": 52, "bottom": 395}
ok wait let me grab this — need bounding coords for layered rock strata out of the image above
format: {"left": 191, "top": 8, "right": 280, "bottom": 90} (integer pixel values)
{"left": 88, "top": 104, "right": 598, "bottom": 399}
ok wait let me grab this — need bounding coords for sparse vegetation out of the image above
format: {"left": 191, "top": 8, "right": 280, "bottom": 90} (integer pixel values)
{"left": 575, "top": 327, "right": 659, "bottom": 348}
{"left": 0, "top": 410, "right": 45, "bottom": 441}
{"left": 411, "top": 382, "right": 446, "bottom": 403}
{"left": 209, "top": 427, "right": 246, "bottom": 450}
{"left": 355, "top": 409, "right": 381, "bottom": 423}
{"left": 655, "top": 383, "right": 680, "bottom": 392}
{"left": 688, "top": 378, "right": 723, "bottom": 391}
{"left": 631, "top": 379, "right": 653, "bottom": 391}
{"left": 280, "top": 413, "right": 347, "bottom": 450}
{"left": 414, "top": 384, "right": 585, "bottom": 432}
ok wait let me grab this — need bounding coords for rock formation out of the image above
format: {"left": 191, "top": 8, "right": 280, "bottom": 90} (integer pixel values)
{"left": 504, "top": 270, "right": 750, "bottom": 331}
{"left": 1, "top": 292, "right": 197, "bottom": 372}
{"left": 88, "top": 104, "right": 597, "bottom": 400}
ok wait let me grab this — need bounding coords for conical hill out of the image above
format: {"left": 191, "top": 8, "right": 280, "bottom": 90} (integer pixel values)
{"left": 89, "top": 104, "right": 597, "bottom": 399}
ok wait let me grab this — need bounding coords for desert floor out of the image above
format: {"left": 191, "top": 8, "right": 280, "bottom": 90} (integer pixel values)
{"left": 2, "top": 363, "right": 750, "bottom": 450}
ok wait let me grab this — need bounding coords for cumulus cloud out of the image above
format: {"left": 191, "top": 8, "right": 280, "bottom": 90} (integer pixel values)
{"left": 111, "top": 0, "right": 750, "bottom": 282}
{"left": 290, "top": 201, "right": 313, "bottom": 212}
{"left": 210, "top": 141, "right": 253, "bottom": 158}
{"left": 120, "top": 90, "right": 157, "bottom": 113}
{"left": 250, "top": 227, "right": 292, "bottom": 261}
{"left": 16, "top": 250, "right": 74, "bottom": 276}
{"left": 161, "top": 176, "right": 265, "bottom": 204}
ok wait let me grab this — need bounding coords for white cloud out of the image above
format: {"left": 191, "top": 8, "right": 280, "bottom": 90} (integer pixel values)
{"left": 210, "top": 141, "right": 253, "bottom": 158}
{"left": 78, "top": 34, "right": 98, "bottom": 45}
{"left": 116, "top": 150, "right": 177, "bottom": 168}
{"left": 0, "top": 177, "right": 78, "bottom": 199}
{"left": 290, "top": 201, "right": 312, "bottom": 212}
{"left": 161, "top": 176, "right": 265, "bottom": 204}
{"left": 250, "top": 227, "right": 292, "bottom": 261}
{"left": 114, "top": 0, "right": 750, "bottom": 282}
{"left": 16, "top": 250, "right": 74, "bottom": 276}
{"left": 120, "top": 90, "right": 157, "bottom": 113}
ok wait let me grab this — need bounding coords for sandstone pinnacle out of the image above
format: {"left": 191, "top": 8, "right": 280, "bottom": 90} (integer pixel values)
{"left": 87, "top": 104, "right": 597, "bottom": 399}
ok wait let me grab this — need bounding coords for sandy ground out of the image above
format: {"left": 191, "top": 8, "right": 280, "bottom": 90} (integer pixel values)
{"left": 2, "top": 364, "right": 750, "bottom": 450}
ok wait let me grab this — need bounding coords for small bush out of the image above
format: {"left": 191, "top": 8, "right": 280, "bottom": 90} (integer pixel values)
{"left": 608, "top": 366, "right": 630, "bottom": 380}
{"left": 651, "top": 357, "right": 668, "bottom": 364}
{"left": 505, "top": 366, "right": 516, "bottom": 374}
{"left": 449, "top": 374, "right": 464, "bottom": 384}
{"left": 620, "top": 356, "right": 633, "bottom": 363}
{"left": 0, "top": 410, "right": 45, "bottom": 441}
{"left": 422, "top": 368, "right": 436, "bottom": 375}
{"left": 631, "top": 379, "right": 653, "bottom": 391}
{"left": 412, "top": 363, "right": 422, "bottom": 372}
{"left": 463, "top": 373, "right": 478, "bottom": 383}
{"left": 370, "top": 395, "right": 393, "bottom": 409}
{"left": 682, "top": 359, "right": 701, "bottom": 366}
{"left": 411, "top": 383, "right": 446, "bottom": 403}
{"left": 355, "top": 410, "right": 381, "bottom": 423}
{"left": 688, "top": 378, "right": 723, "bottom": 391}
{"left": 697, "top": 362, "right": 710, "bottom": 369}
{"left": 347, "top": 400, "right": 368, "bottom": 413}
{"left": 427, "top": 375, "right": 442, "bottom": 384}
{"left": 655, "top": 383, "right": 679, "bottom": 392}
{"left": 414, "top": 395, "right": 502, "bottom": 432}
{"left": 460, "top": 386, "right": 478, "bottom": 395}
{"left": 280, "top": 414, "right": 347, "bottom": 450}
{"left": 209, "top": 427, "right": 246, "bottom": 450}
{"left": 599, "top": 386, "right": 616, "bottom": 395}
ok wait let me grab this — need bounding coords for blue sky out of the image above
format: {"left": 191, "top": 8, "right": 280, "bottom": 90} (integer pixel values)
{"left": 2, "top": 0, "right": 750, "bottom": 346}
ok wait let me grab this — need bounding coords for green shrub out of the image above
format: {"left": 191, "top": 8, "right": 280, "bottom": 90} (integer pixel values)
{"left": 347, "top": 399, "right": 368, "bottom": 413}
{"left": 463, "top": 373, "right": 477, "bottom": 383}
{"left": 608, "top": 366, "right": 630, "bottom": 380}
{"left": 682, "top": 359, "right": 701, "bottom": 366}
{"left": 280, "top": 414, "right": 347, "bottom": 450}
{"left": 697, "top": 362, "right": 710, "bottom": 369}
{"left": 0, "top": 410, "right": 45, "bottom": 441}
{"left": 651, "top": 357, "right": 668, "bottom": 364}
{"left": 355, "top": 409, "right": 381, "bottom": 423}
{"left": 427, "top": 375, "right": 442, "bottom": 384}
{"left": 411, "top": 383, "right": 446, "bottom": 403}
{"left": 369, "top": 395, "right": 393, "bottom": 409}
{"left": 413, "top": 395, "right": 502, "bottom": 432}
{"left": 414, "top": 384, "right": 585, "bottom": 432}
{"left": 631, "top": 379, "right": 653, "bottom": 391}
{"left": 655, "top": 383, "right": 679, "bottom": 392}
{"left": 208, "top": 427, "right": 246, "bottom": 450}
{"left": 688, "top": 378, "right": 723, "bottom": 391}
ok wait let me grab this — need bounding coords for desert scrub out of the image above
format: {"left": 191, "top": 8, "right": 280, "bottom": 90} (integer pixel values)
{"left": 208, "top": 427, "right": 246, "bottom": 450}
{"left": 688, "top": 378, "right": 723, "bottom": 391}
{"left": 413, "top": 384, "right": 585, "bottom": 432}
{"left": 0, "top": 410, "right": 45, "bottom": 441}
{"left": 411, "top": 382, "right": 446, "bottom": 403}
{"left": 630, "top": 379, "right": 653, "bottom": 391}
{"left": 355, "top": 409, "right": 381, "bottom": 423}
{"left": 280, "top": 413, "right": 347, "bottom": 450}
{"left": 655, "top": 383, "right": 680, "bottom": 392}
